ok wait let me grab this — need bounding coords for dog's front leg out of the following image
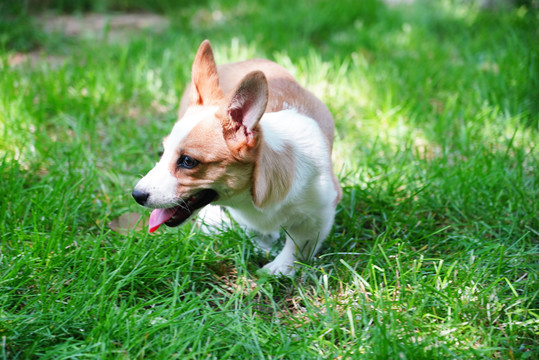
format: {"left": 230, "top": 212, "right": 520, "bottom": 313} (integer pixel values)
{"left": 196, "top": 205, "right": 231, "bottom": 233}
{"left": 263, "top": 213, "right": 334, "bottom": 276}
{"left": 249, "top": 231, "right": 279, "bottom": 256}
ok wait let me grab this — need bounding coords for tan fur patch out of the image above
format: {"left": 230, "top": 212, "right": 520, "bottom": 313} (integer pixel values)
{"left": 168, "top": 116, "right": 255, "bottom": 200}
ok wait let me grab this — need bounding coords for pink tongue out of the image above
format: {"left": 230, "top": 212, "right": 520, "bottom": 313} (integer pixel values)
{"left": 148, "top": 208, "right": 176, "bottom": 233}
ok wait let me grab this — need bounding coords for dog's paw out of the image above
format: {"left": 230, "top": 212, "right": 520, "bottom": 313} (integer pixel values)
{"left": 262, "top": 258, "right": 296, "bottom": 277}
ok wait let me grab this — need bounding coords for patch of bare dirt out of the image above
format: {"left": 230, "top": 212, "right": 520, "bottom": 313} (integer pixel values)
{"left": 7, "top": 13, "right": 169, "bottom": 68}
{"left": 109, "top": 212, "right": 146, "bottom": 235}
{"left": 38, "top": 13, "right": 169, "bottom": 39}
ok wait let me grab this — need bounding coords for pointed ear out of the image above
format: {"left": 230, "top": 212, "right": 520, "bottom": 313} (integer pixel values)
{"left": 190, "top": 40, "right": 224, "bottom": 105}
{"left": 218, "top": 71, "right": 268, "bottom": 149}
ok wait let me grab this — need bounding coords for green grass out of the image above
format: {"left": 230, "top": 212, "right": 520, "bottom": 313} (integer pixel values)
{"left": 1, "top": 0, "right": 538, "bottom": 358}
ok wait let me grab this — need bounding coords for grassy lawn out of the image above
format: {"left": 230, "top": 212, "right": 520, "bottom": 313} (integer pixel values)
{"left": 1, "top": 0, "right": 538, "bottom": 358}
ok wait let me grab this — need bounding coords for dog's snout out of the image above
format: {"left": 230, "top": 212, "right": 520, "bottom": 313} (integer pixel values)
{"left": 132, "top": 189, "right": 149, "bottom": 205}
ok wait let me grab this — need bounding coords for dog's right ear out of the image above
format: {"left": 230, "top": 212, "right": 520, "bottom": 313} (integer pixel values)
{"left": 190, "top": 40, "right": 224, "bottom": 105}
{"left": 217, "top": 71, "right": 268, "bottom": 155}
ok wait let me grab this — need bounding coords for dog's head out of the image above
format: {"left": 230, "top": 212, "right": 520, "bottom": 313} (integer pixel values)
{"left": 132, "top": 40, "right": 270, "bottom": 232}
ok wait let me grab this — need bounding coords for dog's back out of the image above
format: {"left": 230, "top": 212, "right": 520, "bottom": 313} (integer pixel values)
{"left": 179, "top": 58, "right": 334, "bottom": 149}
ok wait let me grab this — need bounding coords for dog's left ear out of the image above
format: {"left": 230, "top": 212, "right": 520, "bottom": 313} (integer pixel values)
{"left": 218, "top": 71, "right": 268, "bottom": 151}
{"left": 190, "top": 40, "right": 224, "bottom": 106}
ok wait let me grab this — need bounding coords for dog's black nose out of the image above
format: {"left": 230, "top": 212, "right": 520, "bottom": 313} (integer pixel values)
{"left": 132, "top": 189, "right": 149, "bottom": 205}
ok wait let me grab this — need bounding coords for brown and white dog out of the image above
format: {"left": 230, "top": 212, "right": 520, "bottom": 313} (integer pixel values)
{"left": 132, "top": 40, "right": 341, "bottom": 275}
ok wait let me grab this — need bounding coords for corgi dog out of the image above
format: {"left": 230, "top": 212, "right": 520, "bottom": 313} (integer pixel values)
{"left": 132, "top": 40, "right": 341, "bottom": 275}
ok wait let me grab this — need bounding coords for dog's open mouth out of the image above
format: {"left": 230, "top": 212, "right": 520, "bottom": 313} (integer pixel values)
{"left": 148, "top": 189, "right": 218, "bottom": 233}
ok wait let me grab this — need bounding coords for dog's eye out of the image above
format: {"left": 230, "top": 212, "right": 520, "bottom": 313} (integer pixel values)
{"left": 177, "top": 155, "right": 199, "bottom": 169}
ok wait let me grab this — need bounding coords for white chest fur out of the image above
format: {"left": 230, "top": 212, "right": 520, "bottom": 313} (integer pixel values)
{"left": 219, "top": 110, "right": 338, "bottom": 267}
